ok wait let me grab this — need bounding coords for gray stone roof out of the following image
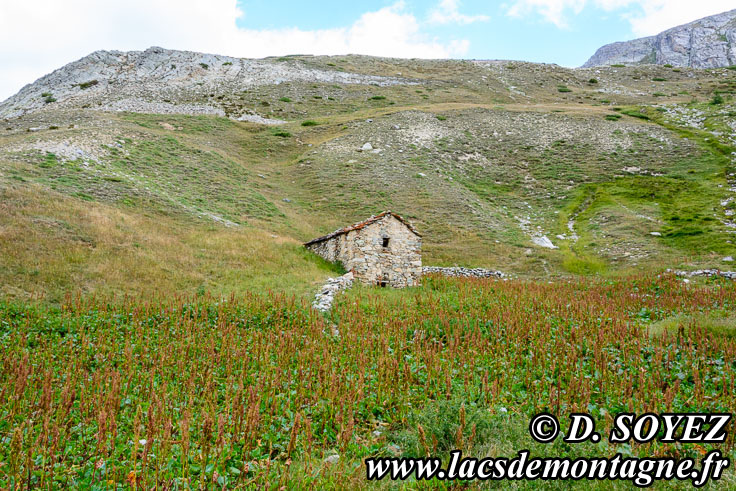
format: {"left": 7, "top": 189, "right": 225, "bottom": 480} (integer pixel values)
{"left": 304, "top": 211, "right": 421, "bottom": 246}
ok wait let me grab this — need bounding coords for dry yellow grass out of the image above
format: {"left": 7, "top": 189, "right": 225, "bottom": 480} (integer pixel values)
{"left": 0, "top": 182, "right": 339, "bottom": 303}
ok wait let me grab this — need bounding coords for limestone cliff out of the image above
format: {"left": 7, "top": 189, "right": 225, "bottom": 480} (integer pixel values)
{"left": 583, "top": 9, "right": 736, "bottom": 68}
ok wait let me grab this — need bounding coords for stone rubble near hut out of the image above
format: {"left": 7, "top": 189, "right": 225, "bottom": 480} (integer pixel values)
{"left": 422, "top": 266, "right": 507, "bottom": 279}
{"left": 669, "top": 269, "right": 736, "bottom": 280}
{"left": 312, "top": 272, "right": 354, "bottom": 312}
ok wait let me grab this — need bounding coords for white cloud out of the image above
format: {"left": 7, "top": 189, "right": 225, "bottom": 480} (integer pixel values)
{"left": 428, "top": 0, "right": 490, "bottom": 25}
{"left": 0, "top": 1, "right": 470, "bottom": 102}
{"left": 505, "top": 0, "right": 734, "bottom": 35}
{"left": 506, "top": 0, "right": 586, "bottom": 28}
{"left": 624, "top": 1, "right": 736, "bottom": 37}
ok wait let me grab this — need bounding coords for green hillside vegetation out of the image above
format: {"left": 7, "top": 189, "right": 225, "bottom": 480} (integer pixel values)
{"left": 0, "top": 58, "right": 735, "bottom": 302}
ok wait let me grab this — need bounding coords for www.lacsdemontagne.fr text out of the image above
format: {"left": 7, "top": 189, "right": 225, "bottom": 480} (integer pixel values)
{"left": 365, "top": 450, "right": 730, "bottom": 487}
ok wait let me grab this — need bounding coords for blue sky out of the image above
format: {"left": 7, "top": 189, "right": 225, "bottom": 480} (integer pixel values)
{"left": 234, "top": 0, "right": 636, "bottom": 67}
{"left": 1, "top": 0, "right": 733, "bottom": 101}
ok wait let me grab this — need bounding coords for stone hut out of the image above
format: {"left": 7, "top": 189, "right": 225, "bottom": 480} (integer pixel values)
{"left": 304, "top": 211, "right": 422, "bottom": 287}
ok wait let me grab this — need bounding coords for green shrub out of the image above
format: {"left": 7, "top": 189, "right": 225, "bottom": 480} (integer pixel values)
{"left": 588, "top": 78, "right": 598, "bottom": 84}
{"left": 222, "top": 61, "right": 232, "bottom": 66}
{"left": 436, "top": 115, "right": 447, "bottom": 121}
{"left": 199, "top": 63, "right": 209, "bottom": 69}
{"left": 664, "top": 63, "right": 673, "bottom": 68}
{"left": 301, "top": 120, "right": 319, "bottom": 127}
{"left": 711, "top": 93, "right": 724, "bottom": 105}
{"left": 279, "top": 97, "right": 292, "bottom": 102}
{"left": 557, "top": 85, "right": 572, "bottom": 93}
{"left": 43, "top": 95, "right": 57, "bottom": 104}
{"left": 605, "top": 114, "right": 622, "bottom": 121}
{"left": 40, "top": 92, "right": 52, "bottom": 98}
{"left": 369, "top": 95, "right": 386, "bottom": 100}
{"left": 653, "top": 92, "right": 666, "bottom": 97}
{"left": 273, "top": 130, "right": 291, "bottom": 137}
{"left": 77, "top": 80, "right": 99, "bottom": 89}
{"left": 652, "top": 77, "right": 666, "bottom": 81}
{"left": 611, "top": 64, "right": 625, "bottom": 67}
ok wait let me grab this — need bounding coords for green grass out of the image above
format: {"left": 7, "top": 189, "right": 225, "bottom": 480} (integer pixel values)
{"left": 0, "top": 183, "right": 339, "bottom": 303}
{"left": 649, "top": 311, "right": 736, "bottom": 339}
{"left": 619, "top": 107, "right": 650, "bottom": 120}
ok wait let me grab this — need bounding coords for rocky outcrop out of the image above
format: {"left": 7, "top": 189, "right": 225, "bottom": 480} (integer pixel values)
{"left": 0, "top": 46, "right": 410, "bottom": 119}
{"left": 583, "top": 9, "right": 736, "bottom": 68}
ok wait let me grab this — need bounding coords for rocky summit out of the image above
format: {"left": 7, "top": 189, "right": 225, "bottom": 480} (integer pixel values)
{"left": 0, "top": 46, "right": 404, "bottom": 120}
{"left": 583, "top": 9, "right": 736, "bottom": 68}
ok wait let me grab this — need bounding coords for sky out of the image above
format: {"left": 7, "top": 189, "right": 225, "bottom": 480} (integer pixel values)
{"left": 0, "top": 0, "right": 733, "bottom": 102}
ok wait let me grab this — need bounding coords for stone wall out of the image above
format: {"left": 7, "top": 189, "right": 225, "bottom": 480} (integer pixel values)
{"left": 305, "top": 214, "right": 421, "bottom": 288}
{"left": 669, "top": 269, "right": 736, "bottom": 280}
{"left": 313, "top": 272, "right": 354, "bottom": 312}
{"left": 422, "top": 266, "right": 506, "bottom": 278}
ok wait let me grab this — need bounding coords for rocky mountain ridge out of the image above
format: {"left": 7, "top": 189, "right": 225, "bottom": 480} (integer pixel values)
{"left": 583, "top": 9, "right": 736, "bottom": 68}
{"left": 0, "top": 46, "right": 407, "bottom": 120}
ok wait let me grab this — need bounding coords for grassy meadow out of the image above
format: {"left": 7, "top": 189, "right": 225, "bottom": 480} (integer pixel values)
{"left": 1, "top": 274, "right": 735, "bottom": 488}
{"left": 1, "top": 56, "right": 736, "bottom": 488}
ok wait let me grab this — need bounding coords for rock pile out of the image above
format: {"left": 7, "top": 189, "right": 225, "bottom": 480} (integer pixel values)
{"left": 669, "top": 269, "right": 736, "bottom": 280}
{"left": 312, "top": 272, "right": 354, "bottom": 312}
{"left": 422, "top": 266, "right": 506, "bottom": 278}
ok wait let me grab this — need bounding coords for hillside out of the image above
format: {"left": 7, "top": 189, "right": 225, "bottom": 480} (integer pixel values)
{"left": 583, "top": 9, "right": 736, "bottom": 68}
{"left": 1, "top": 47, "right": 736, "bottom": 302}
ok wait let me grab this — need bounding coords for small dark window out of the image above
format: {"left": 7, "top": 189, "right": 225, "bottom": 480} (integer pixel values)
{"left": 382, "top": 237, "right": 390, "bottom": 247}
{"left": 378, "top": 280, "right": 388, "bottom": 288}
